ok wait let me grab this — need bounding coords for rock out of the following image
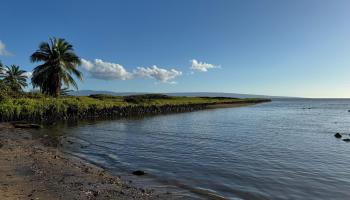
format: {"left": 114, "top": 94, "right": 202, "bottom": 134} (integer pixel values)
{"left": 343, "top": 139, "right": 350, "bottom": 142}
{"left": 0, "top": 143, "right": 3, "bottom": 148}
{"left": 334, "top": 133, "right": 342, "bottom": 138}
{"left": 132, "top": 170, "right": 146, "bottom": 176}
{"left": 67, "top": 140, "right": 74, "bottom": 144}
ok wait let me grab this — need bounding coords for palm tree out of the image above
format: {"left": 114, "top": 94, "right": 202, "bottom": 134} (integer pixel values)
{"left": 1, "top": 65, "right": 28, "bottom": 92}
{"left": 30, "top": 37, "right": 83, "bottom": 97}
{"left": 0, "top": 61, "right": 4, "bottom": 75}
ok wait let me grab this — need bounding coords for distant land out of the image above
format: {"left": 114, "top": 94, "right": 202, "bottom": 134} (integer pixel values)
{"left": 70, "top": 90, "right": 298, "bottom": 99}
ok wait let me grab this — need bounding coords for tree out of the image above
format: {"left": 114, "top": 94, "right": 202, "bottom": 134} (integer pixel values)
{"left": 30, "top": 37, "right": 83, "bottom": 97}
{"left": 1, "top": 65, "right": 28, "bottom": 92}
{"left": 0, "top": 61, "right": 4, "bottom": 75}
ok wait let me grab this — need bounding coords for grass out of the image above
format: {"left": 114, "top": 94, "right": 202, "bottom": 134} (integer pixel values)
{"left": 0, "top": 94, "right": 270, "bottom": 122}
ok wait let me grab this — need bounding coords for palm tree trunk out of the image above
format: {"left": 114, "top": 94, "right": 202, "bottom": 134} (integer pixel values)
{"left": 54, "top": 74, "right": 61, "bottom": 97}
{"left": 55, "top": 86, "right": 60, "bottom": 97}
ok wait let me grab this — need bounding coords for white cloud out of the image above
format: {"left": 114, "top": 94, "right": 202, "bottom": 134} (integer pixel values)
{"left": 81, "top": 58, "right": 132, "bottom": 80}
{"left": 24, "top": 71, "right": 32, "bottom": 78}
{"left": 190, "top": 59, "right": 219, "bottom": 72}
{"left": 0, "top": 40, "right": 12, "bottom": 56}
{"left": 134, "top": 65, "right": 182, "bottom": 84}
{"left": 80, "top": 58, "right": 182, "bottom": 83}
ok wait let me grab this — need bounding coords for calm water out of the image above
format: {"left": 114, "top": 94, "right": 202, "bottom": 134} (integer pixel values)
{"left": 44, "top": 99, "right": 350, "bottom": 199}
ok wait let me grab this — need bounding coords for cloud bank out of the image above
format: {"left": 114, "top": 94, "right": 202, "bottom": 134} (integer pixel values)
{"left": 0, "top": 40, "right": 12, "bottom": 56}
{"left": 190, "top": 59, "right": 219, "bottom": 72}
{"left": 81, "top": 59, "right": 133, "bottom": 80}
{"left": 134, "top": 65, "right": 182, "bottom": 83}
{"left": 81, "top": 59, "right": 182, "bottom": 83}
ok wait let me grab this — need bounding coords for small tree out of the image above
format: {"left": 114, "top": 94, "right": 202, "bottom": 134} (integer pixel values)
{"left": 1, "top": 65, "right": 28, "bottom": 92}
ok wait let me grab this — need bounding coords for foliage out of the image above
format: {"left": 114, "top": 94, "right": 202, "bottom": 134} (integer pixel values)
{"left": 0, "top": 79, "right": 26, "bottom": 101}
{"left": 0, "top": 80, "right": 10, "bottom": 102}
{"left": 60, "top": 87, "right": 73, "bottom": 96}
{"left": 31, "top": 37, "right": 82, "bottom": 97}
{"left": 89, "top": 94, "right": 120, "bottom": 100}
{"left": 0, "top": 65, "right": 28, "bottom": 92}
{"left": 0, "top": 95, "right": 269, "bottom": 122}
{"left": 24, "top": 91, "right": 48, "bottom": 99}
{"left": 0, "top": 61, "right": 4, "bottom": 74}
{"left": 124, "top": 94, "right": 172, "bottom": 104}
{"left": 0, "top": 60, "right": 29, "bottom": 100}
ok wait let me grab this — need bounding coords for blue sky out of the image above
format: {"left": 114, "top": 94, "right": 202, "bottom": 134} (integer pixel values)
{"left": 1, "top": 0, "right": 350, "bottom": 98}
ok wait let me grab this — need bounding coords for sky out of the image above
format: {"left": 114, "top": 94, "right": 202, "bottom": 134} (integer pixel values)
{"left": 1, "top": 0, "right": 350, "bottom": 98}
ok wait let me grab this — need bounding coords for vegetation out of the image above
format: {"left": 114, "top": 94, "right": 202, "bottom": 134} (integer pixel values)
{"left": 1, "top": 65, "right": 28, "bottom": 92}
{"left": 0, "top": 94, "right": 270, "bottom": 122}
{"left": 123, "top": 94, "right": 172, "bottom": 104}
{"left": 0, "top": 61, "right": 3, "bottom": 73}
{"left": 31, "top": 37, "right": 82, "bottom": 97}
{"left": 0, "top": 60, "right": 28, "bottom": 99}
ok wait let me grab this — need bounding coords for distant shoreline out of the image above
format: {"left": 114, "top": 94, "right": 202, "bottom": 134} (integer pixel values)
{"left": 205, "top": 101, "right": 267, "bottom": 109}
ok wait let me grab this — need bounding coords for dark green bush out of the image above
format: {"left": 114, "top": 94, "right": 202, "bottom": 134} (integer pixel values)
{"left": 24, "top": 91, "right": 48, "bottom": 99}
{"left": 89, "top": 94, "right": 117, "bottom": 100}
{"left": 123, "top": 94, "right": 172, "bottom": 104}
{"left": 0, "top": 80, "right": 23, "bottom": 101}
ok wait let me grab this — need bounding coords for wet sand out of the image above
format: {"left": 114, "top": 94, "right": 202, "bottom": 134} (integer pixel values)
{"left": 0, "top": 123, "right": 177, "bottom": 200}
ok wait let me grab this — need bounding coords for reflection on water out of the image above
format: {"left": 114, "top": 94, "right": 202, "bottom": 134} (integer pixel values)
{"left": 41, "top": 99, "right": 350, "bottom": 199}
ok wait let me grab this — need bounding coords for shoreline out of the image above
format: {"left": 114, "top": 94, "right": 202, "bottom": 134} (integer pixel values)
{"left": 0, "top": 97, "right": 271, "bottom": 123}
{"left": 0, "top": 123, "right": 181, "bottom": 200}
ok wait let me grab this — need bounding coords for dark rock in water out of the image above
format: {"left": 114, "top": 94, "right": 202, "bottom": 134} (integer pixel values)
{"left": 0, "top": 143, "right": 3, "bottom": 148}
{"left": 334, "top": 133, "right": 342, "bottom": 138}
{"left": 343, "top": 139, "right": 350, "bottom": 142}
{"left": 12, "top": 122, "right": 42, "bottom": 129}
{"left": 67, "top": 140, "right": 74, "bottom": 145}
{"left": 132, "top": 170, "right": 146, "bottom": 176}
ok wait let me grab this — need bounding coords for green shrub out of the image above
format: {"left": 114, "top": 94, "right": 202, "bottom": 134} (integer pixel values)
{"left": 89, "top": 94, "right": 117, "bottom": 100}
{"left": 124, "top": 94, "right": 172, "bottom": 104}
{"left": 24, "top": 91, "right": 48, "bottom": 99}
{"left": 0, "top": 80, "right": 21, "bottom": 101}
{"left": 0, "top": 94, "right": 267, "bottom": 122}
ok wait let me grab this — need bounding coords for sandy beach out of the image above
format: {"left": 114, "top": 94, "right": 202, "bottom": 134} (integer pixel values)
{"left": 0, "top": 123, "right": 177, "bottom": 200}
